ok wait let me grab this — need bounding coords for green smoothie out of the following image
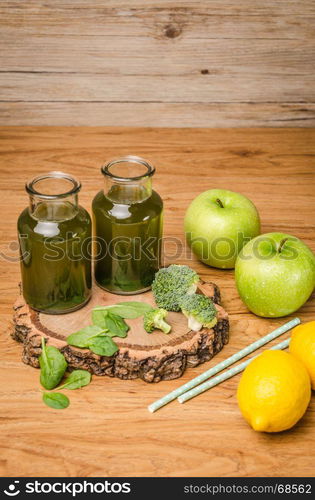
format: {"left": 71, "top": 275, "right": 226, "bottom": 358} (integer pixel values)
{"left": 18, "top": 173, "right": 92, "bottom": 313}
{"left": 92, "top": 157, "right": 163, "bottom": 294}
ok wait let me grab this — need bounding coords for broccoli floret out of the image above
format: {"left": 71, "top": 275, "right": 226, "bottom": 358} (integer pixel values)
{"left": 179, "top": 294, "right": 217, "bottom": 332}
{"left": 152, "top": 264, "right": 199, "bottom": 311}
{"left": 143, "top": 308, "right": 171, "bottom": 334}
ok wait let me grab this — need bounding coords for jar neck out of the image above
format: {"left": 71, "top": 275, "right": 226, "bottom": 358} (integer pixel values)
{"left": 105, "top": 178, "right": 152, "bottom": 204}
{"left": 26, "top": 172, "right": 80, "bottom": 221}
{"left": 29, "top": 194, "right": 79, "bottom": 221}
{"left": 102, "top": 156, "right": 154, "bottom": 204}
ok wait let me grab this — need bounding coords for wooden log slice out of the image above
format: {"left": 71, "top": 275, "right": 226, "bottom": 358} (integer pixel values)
{"left": 12, "top": 281, "right": 229, "bottom": 383}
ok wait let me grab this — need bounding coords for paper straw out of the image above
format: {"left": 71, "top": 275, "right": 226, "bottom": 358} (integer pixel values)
{"left": 147, "top": 317, "right": 300, "bottom": 413}
{"left": 178, "top": 338, "right": 290, "bottom": 403}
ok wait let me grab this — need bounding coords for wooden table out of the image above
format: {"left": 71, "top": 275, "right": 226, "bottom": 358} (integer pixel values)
{"left": 0, "top": 127, "right": 314, "bottom": 477}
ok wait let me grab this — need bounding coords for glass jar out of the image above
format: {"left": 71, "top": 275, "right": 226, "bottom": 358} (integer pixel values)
{"left": 92, "top": 156, "right": 163, "bottom": 294}
{"left": 18, "top": 171, "right": 92, "bottom": 314}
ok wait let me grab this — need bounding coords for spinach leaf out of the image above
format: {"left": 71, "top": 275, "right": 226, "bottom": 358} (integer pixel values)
{"left": 114, "top": 301, "right": 153, "bottom": 317}
{"left": 88, "top": 336, "right": 118, "bottom": 356}
{"left": 104, "top": 312, "right": 129, "bottom": 338}
{"left": 93, "top": 301, "right": 153, "bottom": 319}
{"left": 67, "top": 325, "right": 107, "bottom": 348}
{"left": 58, "top": 370, "right": 91, "bottom": 390}
{"left": 39, "top": 338, "right": 68, "bottom": 390}
{"left": 43, "top": 392, "right": 70, "bottom": 409}
{"left": 91, "top": 308, "right": 109, "bottom": 329}
{"left": 92, "top": 310, "right": 129, "bottom": 338}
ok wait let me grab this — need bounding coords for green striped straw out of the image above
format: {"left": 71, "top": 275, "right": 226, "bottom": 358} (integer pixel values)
{"left": 178, "top": 337, "right": 290, "bottom": 404}
{"left": 147, "top": 317, "right": 300, "bottom": 413}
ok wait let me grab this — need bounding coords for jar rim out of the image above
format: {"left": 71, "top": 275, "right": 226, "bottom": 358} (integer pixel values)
{"left": 101, "top": 155, "right": 155, "bottom": 181}
{"left": 25, "top": 171, "right": 81, "bottom": 199}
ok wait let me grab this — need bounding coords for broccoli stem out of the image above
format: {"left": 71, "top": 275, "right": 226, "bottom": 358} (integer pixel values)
{"left": 188, "top": 317, "right": 203, "bottom": 332}
{"left": 187, "top": 283, "right": 198, "bottom": 295}
{"left": 156, "top": 319, "right": 171, "bottom": 334}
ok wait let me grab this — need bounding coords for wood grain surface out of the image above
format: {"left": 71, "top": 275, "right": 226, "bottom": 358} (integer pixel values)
{"left": 1, "top": 1, "right": 315, "bottom": 127}
{"left": 0, "top": 126, "right": 314, "bottom": 477}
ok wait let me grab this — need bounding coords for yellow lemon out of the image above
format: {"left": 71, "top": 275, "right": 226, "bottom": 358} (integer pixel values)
{"left": 237, "top": 350, "right": 311, "bottom": 433}
{"left": 290, "top": 321, "right": 315, "bottom": 390}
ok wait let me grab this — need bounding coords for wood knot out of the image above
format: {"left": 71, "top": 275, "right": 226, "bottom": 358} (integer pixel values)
{"left": 201, "top": 69, "right": 209, "bottom": 75}
{"left": 164, "top": 23, "right": 182, "bottom": 38}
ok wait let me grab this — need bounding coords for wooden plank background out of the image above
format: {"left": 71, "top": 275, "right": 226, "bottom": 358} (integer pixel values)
{"left": 0, "top": 0, "right": 315, "bottom": 127}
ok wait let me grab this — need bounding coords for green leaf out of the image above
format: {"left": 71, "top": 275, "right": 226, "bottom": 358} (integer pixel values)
{"left": 91, "top": 308, "right": 109, "bottom": 329}
{"left": 58, "top": 370, "right": 91, "bottom": 390}
{"left": 42, "top": 392, "right": 70, "bottom": 410}
{"left": 93, "top": 301, "right": 153, "bottom": 319}
{"left": 92, "top": 310, "right": 129, "bottom": 338}
{"left": 116, "top": 301, "right": 154, "bottom": 315}
{"left": 88, "top": 336, "right": 118, "bottom": 356}
{"left": 39, "top": 338, "right": 68, "bottom": 390}
{"left": 67, "top": 325, "right": 107, "bottom": 348}
{"left": 105, "top": 312, "right": 129, "bottom": 338}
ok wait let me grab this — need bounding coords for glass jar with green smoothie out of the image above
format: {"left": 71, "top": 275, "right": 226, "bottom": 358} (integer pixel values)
{"left": 92, "top": 156, "right": 163, "bottom": 294}
{"left": 18, "top": 171, "right": 92, "bottom": 313}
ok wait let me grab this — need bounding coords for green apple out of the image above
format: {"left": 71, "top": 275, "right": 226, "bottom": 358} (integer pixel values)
{"left": 235, "top": 232, "right": 315, "bottom": 317}
{"left": 184, "top": 189, "right": 260, "bottom": 268}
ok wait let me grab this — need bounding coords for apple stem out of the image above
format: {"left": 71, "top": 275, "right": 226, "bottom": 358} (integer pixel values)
{"left": 216, "top": 198, "right": 224, "bottom": 208}
{"left": 278, "top": 238, "right": 289, "bottom": 253}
